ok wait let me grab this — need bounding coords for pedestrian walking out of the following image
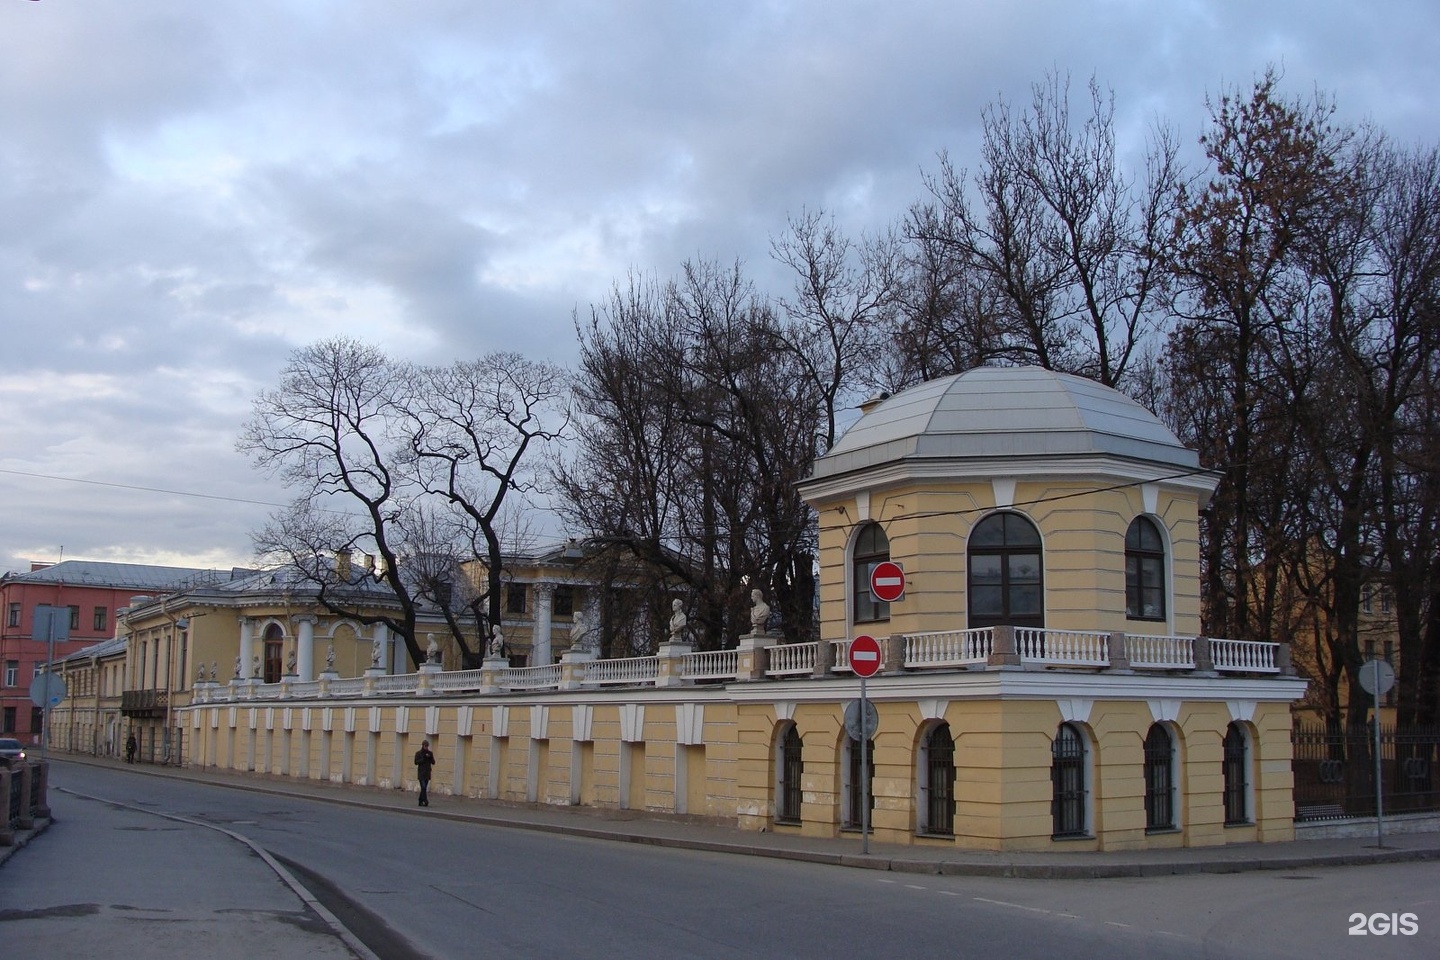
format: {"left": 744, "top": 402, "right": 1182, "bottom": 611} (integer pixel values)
{"left": 414, "top": 738, "right": 435, "bottom": 806}
{"left": 125, "top": 733, "right": 138, "bottom": 764}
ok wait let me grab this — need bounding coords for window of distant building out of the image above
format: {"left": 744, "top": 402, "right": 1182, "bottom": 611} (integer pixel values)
{"left": 6, "top": 603, "right": 18, "bottom": 628}
{"left": 505, "top": 583, "right": 527, "bottom": 615}
{"left": 3, "top": 660, "right": 16, "bottom": 687}
{"left": 969, "top": 512, "right": 1043, "bottom": 628}
{"left": 553, "top": 585, "right": 575, "bottom": 618}
{"left": 852, "top": 522, "right": 890, "bottom": 625}
{"left": 93, "top": 607, "right": 108, "bottom": 631}
{"left": 843, "top": 734, "right": 875, "bottom": 830}
{"left": 1362, "top": 587, "right": 1373, "bottom": 614}
{"left": 68, "top": 605, "right": 80, "bottom": 630}
{"left": 1125, "top": 516, "right": 1166, "bottom": 621}
{"left": 1, "top": 706, "right": 14, "bottom": 732}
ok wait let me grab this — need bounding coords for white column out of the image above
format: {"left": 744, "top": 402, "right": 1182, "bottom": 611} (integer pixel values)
{"left": 533, "top": 583, "right": 554, "bottom": 666}
{"left": 238, "top": 618, "right": 254, "bottom": 681}
{"left": 373, "top": 623, "right": 391, "bottom": 674}
{"left": 296, "top": 616, "right": 316, "bottom": 682}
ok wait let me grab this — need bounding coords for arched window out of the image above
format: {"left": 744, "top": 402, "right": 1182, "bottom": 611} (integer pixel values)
{"left": 1144, "top": 723, "right": 1177, "bottom": 831}
{"left": 843, "top": 735, "right": 875, "bottom": 830}
{"left": 852, "top": 522, "right": 890, "bottom": 624}
{"left": 1223, "top": 722, "right": 1251, "bottom": 825}
{"left": 776, "top": 723, "right": 803, "bottom": 824}
{"left": 262, "top": 624, "right": 284, "bottom": 684}
{"left": 1125, "top": 517, "right": 1166, "bottom": 621}
{"left": 1051, "top": 723, "right": 1087, "bottom": 838}
{"left": 968, "top": 512, "right": 1043, "bottom": 628}
{"left": 918, "top": 723, "right": 956, "bottom": 836}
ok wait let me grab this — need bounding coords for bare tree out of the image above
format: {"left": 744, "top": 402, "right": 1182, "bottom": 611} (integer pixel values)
{"left": 238, "top": 338, "right": 432, "bottom": 666}
{"left": 905, "top": 72, "right": 1179, "bottom": 389}
{"left": 240, "top": 339, "right": 565, "bottom": 669}
{"left": 403, "top": 353, "right": 570, "bottom": 662}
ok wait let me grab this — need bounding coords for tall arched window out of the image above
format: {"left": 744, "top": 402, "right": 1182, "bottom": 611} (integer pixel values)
{"left": 852, "top": 522, "right": 890, "bottom": 624}
{"left": 1051, "top": 723, "right": 1087, "bottom": 838}
{"left": 1223, "top": 722, "right": 1251, "bottom": 825}
{"left": 919, "top": 723, "right": 956, "bottom": 836}
{"left": 1144, "top": 723, "right": 1177, "bottom": 831}
{"left": 968, "top": 512, "right": 1043, "bottom": 628}
{"left": 776, "top": 723, "right": 803, "bottom": 824}
{"left": 262, "top": 624, "right": 284, "bottom": 684}
{"left": 1126, "top": 517, "right": 1166, "bottom": 621}
{"left": 843, "top": 735, "right": 875, "bottom": 830}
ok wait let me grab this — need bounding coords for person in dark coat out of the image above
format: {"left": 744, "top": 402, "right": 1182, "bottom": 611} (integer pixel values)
{"left": 414, "top": 739, "right": 435, "bottom": 806}
{"left": 125, "top": 733, "right": 138, "bottom": 763}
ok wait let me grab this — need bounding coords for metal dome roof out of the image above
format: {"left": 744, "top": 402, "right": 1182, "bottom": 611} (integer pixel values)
{"left": 806, "top": 366, "right": 1198, "bottom": 485}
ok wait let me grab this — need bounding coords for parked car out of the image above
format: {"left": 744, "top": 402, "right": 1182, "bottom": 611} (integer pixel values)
{"left": 0, "top": 737, "right": 26, "bottom": 766}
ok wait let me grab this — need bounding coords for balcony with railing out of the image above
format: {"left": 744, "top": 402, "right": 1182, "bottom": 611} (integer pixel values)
{"left": 121, "top": 689, "right": 169, "bottom": 717}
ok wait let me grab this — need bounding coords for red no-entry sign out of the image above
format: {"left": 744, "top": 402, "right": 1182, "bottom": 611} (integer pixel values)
{"left": 849, "top": 634, "right": 882, "bottom": 678}
{"left": 869, "top": 561, "right": 905, "bottom": 603}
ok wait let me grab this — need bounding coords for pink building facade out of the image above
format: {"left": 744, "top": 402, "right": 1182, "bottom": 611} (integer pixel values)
{"left": 0, "top": 560, "right": 208, "bottom": 743}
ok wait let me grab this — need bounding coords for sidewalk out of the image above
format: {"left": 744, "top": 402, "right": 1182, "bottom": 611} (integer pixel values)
{"left": 13, "top": 753, "right": 1439, "bottom": 881}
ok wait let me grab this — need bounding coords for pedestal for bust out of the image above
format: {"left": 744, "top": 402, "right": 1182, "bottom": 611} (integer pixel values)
{"left": 559, "top": 648, "right": 595, "bottom": 690}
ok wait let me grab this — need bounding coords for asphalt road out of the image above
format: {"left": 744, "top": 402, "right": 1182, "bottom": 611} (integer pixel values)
{"left": 21, "top": 764, "right": 1440, "bottom": 960}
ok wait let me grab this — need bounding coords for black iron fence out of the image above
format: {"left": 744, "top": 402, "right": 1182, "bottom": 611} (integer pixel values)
{"left": 1292, "top": 720, "right": 1440, "bottom": 821}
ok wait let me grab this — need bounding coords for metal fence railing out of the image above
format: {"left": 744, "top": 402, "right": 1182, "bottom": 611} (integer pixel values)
{"left": 1292, "top": 721, "right": 1440, "bottom": 821}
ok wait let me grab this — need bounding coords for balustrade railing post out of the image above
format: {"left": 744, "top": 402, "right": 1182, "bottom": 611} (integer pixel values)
{"left": 813, "top": 635, "right": 836, "bottom": 678}
{"left": 884, "top": 634, "right": 905, "bottom": 674}
{"left": 1106, "top": 631, "right": 1131, "bottom": 673}
{"left": 1192, "top": 635, "right": 1215, "bottom": 675}
{"left": 736, "top": 634, "right": 771, "bottom": 681}
{"left": 1276, "top": 640, "right": 1294, "bottom": 676}
{"left": 655, "top": 642, "right": 692, "bottom": 687}
{"left": 479, "top": 654, "right": 508, "bottom": 694}
{"left": 987, "top": 624, "right": 1020, "bottom": 667}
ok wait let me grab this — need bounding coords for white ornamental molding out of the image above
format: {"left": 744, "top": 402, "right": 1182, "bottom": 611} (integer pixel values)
{"left": 530, "top": 704, "right": 550, "bottom": 741}
{"left": 1056, "top": 698, "right": 1094, "bottom": 726}
{"left": 492, "top": 704, "right": 510, "bottom": 738}
{"left": 620, "top": 703, "right": 645, "bottom": 743}
{"left": 1226, "top": 699, "right": 1258, "bottom": 724}
{"left": 676, "top": 703, "right": 704, "bottom": 745}
{"left": 572, "top": 704, "right": 594, "bottom": 742}
{"left": 1147, "top": 699, "right": 1182, "bottom": 724}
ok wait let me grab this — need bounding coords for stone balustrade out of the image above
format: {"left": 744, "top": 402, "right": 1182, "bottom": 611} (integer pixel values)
{"left": 187, "top": 627, "right": 1284, "bottom": 703}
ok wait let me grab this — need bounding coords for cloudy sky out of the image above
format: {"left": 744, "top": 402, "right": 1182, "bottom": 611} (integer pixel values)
{"left": 1, "top": 1, "right": 1437, "bottom": 576}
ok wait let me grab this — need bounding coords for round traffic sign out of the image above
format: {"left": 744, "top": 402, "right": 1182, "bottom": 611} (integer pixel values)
{"left": 29, "top": 673, "right": 67, "bottom": 709}
{"left": 869, "top": 561, "right": 905, "bottom": 603}
{"left": 844, "top": 699, "right": 879, "bottom": 740}
{"left": 849, "top": 634, "right": 883, "bottom": 678}
{"left": 1357, "top": 658, "right": 1395, "bottom": 696}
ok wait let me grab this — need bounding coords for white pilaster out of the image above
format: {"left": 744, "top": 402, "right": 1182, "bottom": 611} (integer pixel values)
{"left": 238, "top": 618, "right": 254, "bottom": 680}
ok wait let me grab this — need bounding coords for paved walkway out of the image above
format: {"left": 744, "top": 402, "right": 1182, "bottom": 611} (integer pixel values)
{"left": 9, "top": 754, "right": 1440, "bottom": 881}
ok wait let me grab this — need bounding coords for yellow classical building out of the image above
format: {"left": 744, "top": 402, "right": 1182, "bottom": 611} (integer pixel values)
{"left": 174, "top": 367, "right": 1306, "bottom": 851}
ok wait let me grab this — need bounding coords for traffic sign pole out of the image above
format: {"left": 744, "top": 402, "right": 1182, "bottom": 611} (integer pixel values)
{"left": 1373, "top": 660, "right": 1385, "bottom": 849}
{"left": 861, "top": 672, "right": 870, "bottom": 855}
{"left": 848, "top": 634, "right": 882, "bottom": 855}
